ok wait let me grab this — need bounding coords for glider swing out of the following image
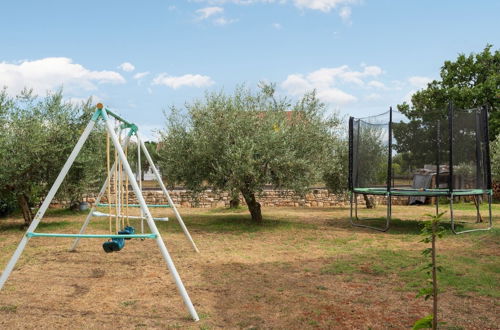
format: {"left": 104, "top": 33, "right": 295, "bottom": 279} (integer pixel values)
{"left": 100, "top": 127, "right": 138, "bottom": 252}
{"left": 0, "top": 103, "right": 200, "bottom": 321}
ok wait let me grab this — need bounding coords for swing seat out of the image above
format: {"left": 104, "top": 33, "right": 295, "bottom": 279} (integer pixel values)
{"left": 102, "top": 237, "right": 125, "bottom": 253}
{"left": 118, "top": 226, "right": 135, "bottom": 240}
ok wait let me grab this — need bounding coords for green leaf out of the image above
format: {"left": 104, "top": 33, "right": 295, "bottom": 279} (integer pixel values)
{"left": 412, "top": 314, "right": 433, "bottom": 329}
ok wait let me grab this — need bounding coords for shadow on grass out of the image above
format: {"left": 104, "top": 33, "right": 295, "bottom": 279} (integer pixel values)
{"left": 154, "top": 213, "right": 317, "bottom": 234}
{"left": 44, "top": 208, "right": 88, "bottom": 218}
{"left": 327, "top": 217, "right": 425, "bottom": 235}
{"left": 331, "top": 215, "right": 487, "bottom": 236}
{"left": 0, "top": 220, "right": 73, "bottom": 233}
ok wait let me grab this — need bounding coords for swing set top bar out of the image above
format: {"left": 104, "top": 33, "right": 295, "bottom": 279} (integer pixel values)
{"left": 93, "top": 103, "right": 138, "bottom": 133}
{"left": 26, "top": 232, "right": 157, "bottom": 239}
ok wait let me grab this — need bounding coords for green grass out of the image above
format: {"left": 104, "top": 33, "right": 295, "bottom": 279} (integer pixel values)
{"left": 321, "top": 244, "right": 500, "bottom": 298}
{"left": 0, "top": 305, "right": 17, "bottom": 313}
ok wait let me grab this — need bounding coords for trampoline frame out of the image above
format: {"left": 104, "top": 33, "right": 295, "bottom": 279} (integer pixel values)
{"left": 348, "top": 104, "right": 493, "bottom": 234}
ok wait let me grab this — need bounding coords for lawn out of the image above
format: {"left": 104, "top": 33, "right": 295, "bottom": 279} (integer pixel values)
{"left": 0, "top": 203, "right": 498, "bottom": 329}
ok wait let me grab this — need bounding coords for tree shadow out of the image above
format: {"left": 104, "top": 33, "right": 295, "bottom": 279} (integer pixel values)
{"left": 0, "top": 220, "right": 72, "bottom": 233}
{"left": 155, "top": 213, "right": 317, "bottom": 234}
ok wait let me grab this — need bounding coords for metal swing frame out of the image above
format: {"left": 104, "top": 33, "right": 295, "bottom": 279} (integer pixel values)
{"left": 0, "top": 104, "right": 200, "bottom": 321}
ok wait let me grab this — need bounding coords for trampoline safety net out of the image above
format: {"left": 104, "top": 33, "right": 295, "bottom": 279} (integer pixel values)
{"left": 348, "top": 105, "right": 491, "bottom": 194}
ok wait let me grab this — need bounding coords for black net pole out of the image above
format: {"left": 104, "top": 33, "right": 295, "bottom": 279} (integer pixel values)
{"left": 475, "top": 108, "right": 482, "bottom": 188}
{"left": 355, "top": 120, "right": 361, "bottom": 188}
{"left": 387, "top": 107, "right": 393, "bottom": 192}
{"left": 348, "top": 117, "right": 354, "bottom": 191}
{"left": 484, "top": 106, "right": 492, "bottom": 190}
{"left": 436, "top": 120, "right": 440, "bottom": 189}
{"left": 448, "top": 102, "right": 454, "bottom": 193}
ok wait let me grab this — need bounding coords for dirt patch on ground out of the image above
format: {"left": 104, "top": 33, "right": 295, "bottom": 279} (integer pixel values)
{"left": 0, "top": 205, "right": 498, "bottom": 329}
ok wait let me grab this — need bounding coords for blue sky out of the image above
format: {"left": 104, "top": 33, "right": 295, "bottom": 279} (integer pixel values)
{"left": 0, "top": 0, "right": 498, "bottom": 139}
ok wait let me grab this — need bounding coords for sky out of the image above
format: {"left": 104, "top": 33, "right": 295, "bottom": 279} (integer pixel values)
{"left": 0, "top": 0, "right": 498, "bottom": 139}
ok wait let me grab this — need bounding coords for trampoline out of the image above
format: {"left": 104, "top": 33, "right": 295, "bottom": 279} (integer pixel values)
{"left": 348, "top": 104, "right": 493, "bottom": 234}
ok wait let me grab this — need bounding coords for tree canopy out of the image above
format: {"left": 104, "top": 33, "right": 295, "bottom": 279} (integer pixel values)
{"left": 158, "top": 84, "right": 344, "bottom": 223}
{"left": 398, "top": 44, "right": 499, "bottom": 134}
{"left": 394, "top": 45, "right": 499, "bottom": 172}
{"left": 0, "top": 88, "right": 105, "bottom": 225}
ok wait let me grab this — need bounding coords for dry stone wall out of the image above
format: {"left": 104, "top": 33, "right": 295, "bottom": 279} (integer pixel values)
{"left": 78, "top": 188, "right": 409, "bottom": 208}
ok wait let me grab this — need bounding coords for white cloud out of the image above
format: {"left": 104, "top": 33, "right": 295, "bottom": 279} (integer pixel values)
{"left": 408, "top": 76, "right": 432, "bottom": 89}
{"left": 152, "top": 73, "right": 215, "bottom": 89}
{"left": 365, "top": 93, "right": 382, "bottom": 101}
{"left": 0, "top": 57, "right": 125, "bottom": 96}
{"left": 316, "top": 87, "right": 357, "bottom": 104}
{"left": 281, "top": 73, "right": 356, "bottom": 105}
{"left": 272, "top": 22, "right": 282, "bottom": 29}
{"left": 367, "top": 80, "right": 386, "bottom": 89}
{"left": 65, "top": 94, "right": 101, "bottom": 106}
{"left": 281, "top": 64, "right": 384, "bottom": 105}
{"left": 307, "top": 65, "right": 383, "bottom": 86}
{"left": 118, "top": 62, "right": 135, "bottom": 72}
{"left": 133, "top": 71, "right": 150, "bottom": 80}
{"left": 338, "top": 6, "right": 351, "bottom": 22}
{"left": 213, "top": 17, "right": 238, "bottom": 25}
{"left": 137, "top": 124, "right": 163, "bottom": 141}
{"left": 293, "top": 0, "right": 355, "bottom": 13}
{"left": 196, "top": 6, "right": 224, "bottom": 19}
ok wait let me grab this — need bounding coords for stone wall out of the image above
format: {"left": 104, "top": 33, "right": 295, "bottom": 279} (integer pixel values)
{"left": 77, "top": 188, "right": 410, "bottom": 209}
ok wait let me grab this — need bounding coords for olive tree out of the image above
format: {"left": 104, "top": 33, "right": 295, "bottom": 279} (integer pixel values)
{"left": 158, "top": 84, "right": 343, "bottom": 223}
{"left": 0, "top": 88, "right": 105, "bottom": 225}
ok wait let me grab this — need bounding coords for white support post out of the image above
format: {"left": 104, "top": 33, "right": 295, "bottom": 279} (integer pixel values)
{"left": 0, "top": 119, "right": 96, "bottom": 290}
{"left": 70, "top": 134, "right": 132, "bottom": 251}
{"left": 138, "top": 135, "right": 200, "bottom": 253}
{"left": 138, "top": 137, "right": 144, "bottom": 235}
{"left": 103, "top": 111, "right": 199, "bottom": 321}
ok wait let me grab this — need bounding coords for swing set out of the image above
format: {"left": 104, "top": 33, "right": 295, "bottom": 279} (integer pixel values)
{"left": 0, "top": 103, "right": 200, "bottom": 321}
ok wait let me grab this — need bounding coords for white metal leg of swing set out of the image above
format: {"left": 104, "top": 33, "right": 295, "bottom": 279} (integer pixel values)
{"left": 0, "top": 108, "right": 200, "bottom": 321}
{"left": 137, "top": 135, "right": 200, "bottom": 253}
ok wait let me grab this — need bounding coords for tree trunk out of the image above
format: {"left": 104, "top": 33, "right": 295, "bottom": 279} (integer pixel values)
{"left": 229, "top": 190, "right": 240, "bottom": 208}
{"left": 229, "top": 198, "right": 240, "bottom": 208}
{"left": 363, "top": 194, "right": 375, "bottom": 209}
{"left": 473, "top": 195, "right": 483, "bottom": 223}
{"left": 17, "top": 193, "right": 33, "bottom": 227}
{"left": 240, "top": 187, "right": 263, "bottom": 224}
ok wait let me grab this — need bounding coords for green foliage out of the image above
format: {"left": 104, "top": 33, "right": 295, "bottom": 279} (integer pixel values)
{"left": 352, "top": 124, "right": 388, "bottom": 187}
{"left": 323, "top": 138, "right": 348, "bottom": 194}
{"left": 398, "top": 44, "right": 499, "bottom": 138}
{"left": 0, "top": 88, "right": 105, "bottom": 223}
{"left": 394, "top": 45, "right": 499, "bottom": 173}
{"left": 412, "top": 314, "right": 433, "bottom": 330}
{"left": 158, "top": 83, "right": 344, "bottom": 221}
{"left": 490, "top": 135, "right": 500, "bottom": 181}
{"left": 413, "top": 212, "right": 446, "bottom": 330}
{"left": 0, "top": 193, "right": 17, "bottom": 217}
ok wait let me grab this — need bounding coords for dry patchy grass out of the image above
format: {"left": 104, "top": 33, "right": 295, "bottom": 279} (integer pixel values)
{"left": 0, "top": 203, "right": 498, "bottom": 329}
